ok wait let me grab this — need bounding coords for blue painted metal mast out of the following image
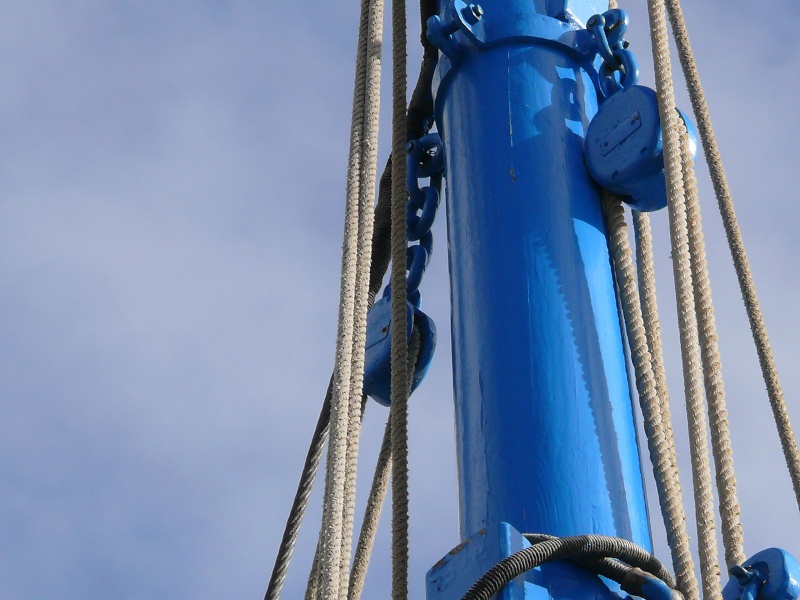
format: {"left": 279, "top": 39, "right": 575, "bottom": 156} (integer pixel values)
{"left": 426, "top": 0, "right": 652, "bottom": 596}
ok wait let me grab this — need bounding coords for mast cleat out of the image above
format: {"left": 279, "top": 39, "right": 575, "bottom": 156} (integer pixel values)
{"left": 584, "top": 85, "right": 697, "bottom": 212}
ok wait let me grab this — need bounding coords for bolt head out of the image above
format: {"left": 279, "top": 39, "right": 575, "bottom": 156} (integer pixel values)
{"left": 462, "top": 4, "right": 483, "bottom": 25}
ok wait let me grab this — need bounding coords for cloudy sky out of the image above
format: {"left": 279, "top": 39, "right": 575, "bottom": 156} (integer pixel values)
{"left": 1, "top": 1, "right": 798, "bottom": 598}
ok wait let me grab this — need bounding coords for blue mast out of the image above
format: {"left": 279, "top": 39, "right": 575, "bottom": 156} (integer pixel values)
{"left": 426, "top": 1, "right": 651, "bottom": 596}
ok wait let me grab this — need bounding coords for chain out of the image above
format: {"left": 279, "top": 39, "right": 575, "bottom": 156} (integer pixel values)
{"left": 587, "top": 9, "right": 640, "bottom": 99}
{"left": 402, "top": 130, "right": 443, "bottom": 306}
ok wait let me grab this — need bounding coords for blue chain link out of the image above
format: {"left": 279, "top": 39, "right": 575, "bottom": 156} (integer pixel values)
{"left": 403, "top": 132, "right": 443, "bottom": 307}
{"left": 588, "top": 10, "right": 639, "bottom": 98}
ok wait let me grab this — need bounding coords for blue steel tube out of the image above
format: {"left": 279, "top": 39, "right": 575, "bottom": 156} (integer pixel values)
{"left": 433, "top": 0, "right": 651, "bottom": 549}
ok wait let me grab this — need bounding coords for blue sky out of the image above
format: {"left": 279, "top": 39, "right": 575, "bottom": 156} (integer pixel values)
{"left": 0, "top": 1, "right": 798, "bottom": 598}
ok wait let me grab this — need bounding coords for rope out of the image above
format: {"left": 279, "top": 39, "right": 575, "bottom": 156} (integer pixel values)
{"left": 632, "top": 212, "right": 674, "bottom": 458}
{"left": 670, "top": 120, "right": 722, "bottom": 600}
{"left": 607, "top": 7, "right": 708, "bottom": 600}
{"left": 680, "top": 129, "right": 745, "bottom": 568}
{"left": 338, "top": 0, "right": 385, "bottom": 595}
{"left": 646, "top": 0, "right": 721, "bottom": 592}
{"left": 390, "top": 0, "right": 409, "bottom": 593}
{"left": 631, "top": 211, "right": 699, "bottom": 583}
{"left": 350, "top": 1, "right": 435, "bottom": 593}
{"left": 314, "top": 0, "right": 386, "bottom": 594}
{"left": 602, "top": 193, "right": 699, "bottom": 600}
{"left": 304, "top": 542, "right": 321, "bottom": 600}
{"left": 281, "top": 4, "right": 436, "bottom": 591}
{"left": 349, "top": 329, "right": 421, "bottom": 600}
{"left": 299, "top": 163, "right": 393, "bottom": 600}
{"left": 462, "top": 534, "right": 675, "bottom": 600}
{"left": 265, "top": 380, "right": 333, "bottom": 600}
{"left": 663, "top": 0, "right": 800, "bottom": 515}
{"left": 349, "top": 418, "right": 393, "bottom": 600}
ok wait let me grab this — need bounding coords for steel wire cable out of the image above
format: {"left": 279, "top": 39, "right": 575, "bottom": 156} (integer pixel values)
{"left": 462, "top": 534, "right": 674, "bottom": 600}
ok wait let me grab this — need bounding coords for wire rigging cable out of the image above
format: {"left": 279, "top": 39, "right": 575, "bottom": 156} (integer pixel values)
{"left": 461, "top": 534, "right": 676, "bottom": 600}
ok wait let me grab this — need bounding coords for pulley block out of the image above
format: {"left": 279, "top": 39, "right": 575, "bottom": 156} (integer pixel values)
{"left": 363, "top": 291, "right": 437, "bottom": 407}
{"left": 585, "top": 85, "right": 697, "bottom": 212}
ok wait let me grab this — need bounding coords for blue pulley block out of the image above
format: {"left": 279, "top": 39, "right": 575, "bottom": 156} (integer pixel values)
{"left": 363, "top": 290, "right": 437, "bottom": 407}
{"left": 722, "top": 548, "right": 800, "bottom": 600}
{"left": 584, "top": 85, "right": 697, "bottom": 212}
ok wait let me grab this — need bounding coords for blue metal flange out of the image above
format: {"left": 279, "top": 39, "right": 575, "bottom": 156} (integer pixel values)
{"left": 723, "top": 548, "right": 800, "bottom": 600}
{"left": 426, "top": 0, "right": 485, "bottom": 63}
{"left": 584, "top": 85, "right": 697, "bottom": 212}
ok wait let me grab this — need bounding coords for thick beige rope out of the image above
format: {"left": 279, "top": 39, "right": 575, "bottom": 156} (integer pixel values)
{"left": 304, "top": 540, "right": 322, "bottom": 600}
{"left": 680, "top": 128, "right": 745, "bottom": 568}
{"left": 390, "top": 0, "right": 409, "bottom": 596}
{"left": 646, "top": 0, "right": 721, "bottom": 592}
{"left": 604, "top": 0, "right": 699, "bottom": 580}
{"left": 315, "top": 0, "right": 384, "bottom": 596}
{"left": 632, "top": 212, "right": 674, "bottom": 454}
{"left": 671, "top": 120, "right": 723, "bottom": 600}
{"left": 632, "top": 211, "right": 690, "bottom": 552}
{"left": 349, "top": 419, "right": 392, "bottom": 600}
{"left": 603, "top": 193, "right": 699, "bottom": 600}
{"left": 663, "top": 0, "right": 800, "bottom": 516}
{"left": 348, "top": 329, "right": 421, "bottom": 600}
{"left": 338, "top": 0, "right": 386, "bottom": 595}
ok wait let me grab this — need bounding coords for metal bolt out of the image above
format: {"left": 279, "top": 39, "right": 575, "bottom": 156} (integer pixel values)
{"left": 464, "top": 4, "right": 483, "bottom": 25}
{"left": 730, "top": 565, "right": 757, "bottom": 586}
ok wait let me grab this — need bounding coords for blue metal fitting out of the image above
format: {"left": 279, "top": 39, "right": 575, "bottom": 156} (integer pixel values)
{"left": 621, "top": 568, "right": 681, "bottom": 600}
{"left": 412, "top": 133, "right": 445, "bottom": 179}
{"left": 588, "top": 14, "right": 618, "bottom": 68}
{"left": 362, "top": 290, "right": 437, "bottom": 407}
{"left": 428, "top": 523, "right": 634, "bottom": 599}
{"left": 407, "top": 133, "right": 444, "bottom": 212}
{"left": 587, "top": 11, "right": 629, "bottom": 67}
{"left": 599, "top": 48, "right": 639, "bottom": 96}
{"left": 406, "top": 244, "right": 430, "bottom": 297}
{"left": 586, "top": 10, "right": 638, "bottom": 97}
{"left": 407, "top": 186, "right": 440, "bottom": 242}
{"left": 426, "top": 1, "right": 484, "bottom": 62}
{"left": 584, "top": 85, "right": 697, "bottom": 212}
{"left": 723, "top": 549, "right": 800, "bottom": 600}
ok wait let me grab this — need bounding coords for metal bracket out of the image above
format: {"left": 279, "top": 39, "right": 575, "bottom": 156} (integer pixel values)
{"left": 723, "top": 549, "right": 800, "bottom": 600}
{"left": 426, "top": 522, "right": 627, "bottom": 599}
{"left": 426, "top": 1, "right": 485, "bottom": 62}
